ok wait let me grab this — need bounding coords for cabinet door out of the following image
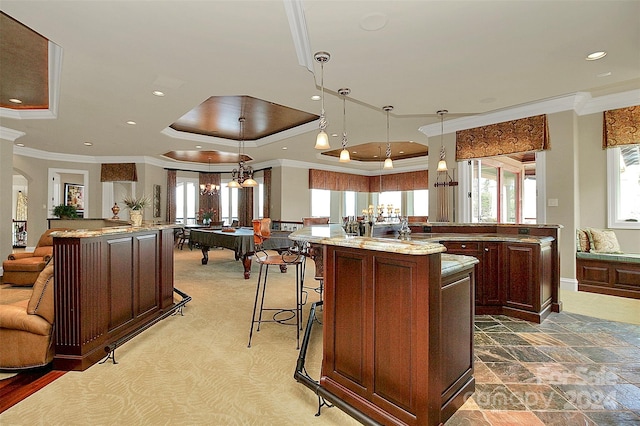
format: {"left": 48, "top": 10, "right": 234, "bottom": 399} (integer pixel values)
{"left": 504, "top": 243, "right": 539, "bottom": 312}
{"left": 481, "top": 242, "right": 502, "bottom": 305}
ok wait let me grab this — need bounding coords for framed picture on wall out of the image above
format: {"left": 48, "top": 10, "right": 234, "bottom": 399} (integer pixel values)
{"left": 65, "top": 183, "right": 85, "bottom": 214}
{"left": 153, "top": 184, "right": 161, "bottom": 218}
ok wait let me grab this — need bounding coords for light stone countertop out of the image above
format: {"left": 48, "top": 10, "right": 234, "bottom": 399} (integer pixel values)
{"left": 289, "top": 224, "right": 446, "bottom": 256}
{"left": 290, "top": 225, "right": 479, "bottom": 276}
{"left": 50, "top": 223, "right": 178, "bottom": 238}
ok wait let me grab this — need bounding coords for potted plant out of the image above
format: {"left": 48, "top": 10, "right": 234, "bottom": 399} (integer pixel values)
{"left": 52, "top": 204, "right": 78, "bottom": 219}
{"left": 122, "top": 194, "right": 149, "bottom": 226}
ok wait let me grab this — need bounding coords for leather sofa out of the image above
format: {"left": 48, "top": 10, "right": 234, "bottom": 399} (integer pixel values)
{"left": 0, "top": 264, "right": 55, "bottom": 369}
{"left": 2, "top": 228, "right": 65, "bottom": 286}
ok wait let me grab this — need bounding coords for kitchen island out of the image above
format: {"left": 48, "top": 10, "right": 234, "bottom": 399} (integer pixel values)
{"left": 290, "top": 225, "right": 478, "bottom": 426}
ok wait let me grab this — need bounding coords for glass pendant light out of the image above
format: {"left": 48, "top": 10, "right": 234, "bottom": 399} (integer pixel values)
{"left": 383, "top": 105, "right": 394, "bottom": 169}
{"left": 436, "top": 110, "right": 448, "bottom": 172}
{"left": 314, "top": 52, "right": 331, "bottom": 149}
{"left": 338, "top": 88, "right": 351, "bottom": 162}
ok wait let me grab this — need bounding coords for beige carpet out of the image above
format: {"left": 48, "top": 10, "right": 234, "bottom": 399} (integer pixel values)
{"left": 0, "top": 248, "right": 358, "bottom": 425}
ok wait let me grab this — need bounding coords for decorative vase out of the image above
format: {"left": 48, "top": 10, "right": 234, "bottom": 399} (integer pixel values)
{"left": 111, "top": 203, "right": 120, "bottom": 219}
{"left": 130, "top": 210, "right": 143, "bottom": 227}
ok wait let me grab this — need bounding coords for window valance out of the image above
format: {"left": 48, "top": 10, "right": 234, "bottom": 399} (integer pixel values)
{"left": 603, "top": 106, "right": 639, "bottom": 149}
{"left": 100, "top": 163, "right": 138, "bottom": 182}
{"left": 309, "top": 169, "right": 428, "bottom": 192}
{"left": 455, "top": 114, "right": 549, "bottom": 161}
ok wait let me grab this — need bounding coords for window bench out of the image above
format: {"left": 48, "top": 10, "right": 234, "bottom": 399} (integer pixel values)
{"left": 576, "top": 252, "right": 640, "bottom": 299}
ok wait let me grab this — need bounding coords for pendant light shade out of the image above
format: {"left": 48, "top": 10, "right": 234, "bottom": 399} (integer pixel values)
{"left": 315, "top": 130, "right": 330, "bottom": 150}
{"left": 383, "top": 105, "right": 393, "bottom": 169}
{"left": 437, "top": 110, "right": 448, "bottom": 171}
{"left": 338, "top": 88, "right": 350, "bottom": 162}
{"left": 314, "top": 52, "right": 331, "bottom": 150}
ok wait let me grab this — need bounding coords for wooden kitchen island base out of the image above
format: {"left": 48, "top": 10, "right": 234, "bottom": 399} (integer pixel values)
{"left": 291, "top": 226, "right": 478, "bottom": 426}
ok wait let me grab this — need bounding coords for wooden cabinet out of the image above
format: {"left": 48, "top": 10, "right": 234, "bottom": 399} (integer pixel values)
{"left": 441, "top": 241, "right": 502, "bottom": 307}
{"left": 503, "top": 242, "right": 553, "bottom": 322}
{"left": 442, "top": 240, "right": 551, "bottom": 323}
{"left": 52, "top": 227, "right": 176, "bottom": 371}
{"left": 321, "top": 245, "right": 475, "bottom": 426}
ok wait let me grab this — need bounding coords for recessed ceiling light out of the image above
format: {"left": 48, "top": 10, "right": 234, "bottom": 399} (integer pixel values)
{"left": 83, "top": 142, "right": 93, "bottom": 146}
{"left": 16, "top": 143, "right": 24, "bottom": 147}
{"left": 311, "top": 95, "right": 321, "bottom": 101}
{"left": 373, "top": 155, "right": 379, "bottom": 158}
{"left": 331, "top": 133, "right": 338, "bottom": 138}
{"left": 597, "top": 71, "right": 612, "bottom": 77}
{"left": 126, "top": 120, "right": 136, "bottom": 125}
{"left": 9, "top": 98, "right": 22, "bottom": 104}
{"left": 352, "top": 151, "right": 357, "bottom": 154}
{"left": 399, "top": 151, "right": 405, "bottom": 154}
{"left": 152, "top": 90, "right": 165, "bottom": 97}
{"left": 282, "top": 146, "right": 288, "bottom": 150}
{"left": 586, "top": 51, "right": 607, "bottom": 61}
{"left": 195, "top": 145, "right": 202, "bottom": 149}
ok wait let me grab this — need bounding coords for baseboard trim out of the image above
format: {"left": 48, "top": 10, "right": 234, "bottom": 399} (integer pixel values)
{"left": 560, "top": 277, "right": 578, "bottom": 292}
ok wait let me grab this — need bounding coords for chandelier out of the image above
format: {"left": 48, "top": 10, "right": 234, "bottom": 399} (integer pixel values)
{"left": 228, "top": 117, "right": 257, "bottom": 188}
{"left": 200, "top": 158, "right": 220, "bottom": 196}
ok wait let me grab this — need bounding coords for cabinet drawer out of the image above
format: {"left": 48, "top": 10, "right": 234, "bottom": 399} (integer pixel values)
{"left": 442, "top": 241, "right": 480, "bottom": 253}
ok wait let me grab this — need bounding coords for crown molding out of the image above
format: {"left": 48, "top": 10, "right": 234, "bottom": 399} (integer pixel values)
{"left": 161, "top": 120, "right": 318, "bottom": 147}
{"left": 419, "top": 90, "right": 639, "bottom": 137}
{"left": 283, "top": 0, "right": 314, "bottom": 72}
{"left": 0, "top": 126, "right": 26, "bottom": 142}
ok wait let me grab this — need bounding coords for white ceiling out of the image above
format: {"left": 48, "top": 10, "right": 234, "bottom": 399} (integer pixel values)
{"left": 2, "top": 0, "right": 639, "bottom": 173}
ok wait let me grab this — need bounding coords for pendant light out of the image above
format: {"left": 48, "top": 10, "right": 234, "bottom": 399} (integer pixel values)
{"left": 228, "top": 117, "right": 257, "bottom": 188}
{"left": 338, "top": 88, "right": 351, "bottom": 162}
{"left": 436, "top": 110, "right": 448, "bottom": 172}
{"left": 383, "top": 105, "right": 394, "bottom": 169}
{"left": 314, "top": 52, "right": 331, "bottom": 150}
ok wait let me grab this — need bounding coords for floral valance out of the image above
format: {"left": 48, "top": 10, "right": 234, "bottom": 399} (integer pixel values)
{"left": 455, "top": 114, "right": 549, "bottom": 161}
{"left": 100, "top": 163, "right": 138, "bottom": 182}
{"left": 603, "top": 106, "right": 639, "bottom": 149}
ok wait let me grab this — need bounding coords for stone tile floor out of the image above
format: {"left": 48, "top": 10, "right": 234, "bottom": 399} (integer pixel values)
{"left": 446, "top": 312, "right": 640, "bottom": 425}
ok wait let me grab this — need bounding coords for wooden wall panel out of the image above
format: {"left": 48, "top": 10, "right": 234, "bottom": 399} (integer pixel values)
{"left": 332, "top": 251, "right": 368, "bottom": 388}
{"left": 137, "top": 234, "right": 159, "bottom": 315}
{"left": 107, "top": 237, "right": 135, "bottom": 331}
{"left": 373, "top": 257, "right": 414, "bottom": 413}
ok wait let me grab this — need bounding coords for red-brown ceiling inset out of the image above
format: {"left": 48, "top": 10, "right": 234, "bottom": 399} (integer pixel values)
{"left": 170, "top": 95, "right": 318, "bottom": 141}
{"left": 322, "top": 141, "right": 428, "bottom": 162}
{"left": 0, "top": 13, "right": 49, "bottom": 109}
{"left": 162, "top": 150, "right": 252, "bottom": 164}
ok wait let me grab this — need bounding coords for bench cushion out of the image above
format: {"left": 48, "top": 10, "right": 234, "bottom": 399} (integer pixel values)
{"left": 577, "top": 251, "right": 640, "bottom": 264}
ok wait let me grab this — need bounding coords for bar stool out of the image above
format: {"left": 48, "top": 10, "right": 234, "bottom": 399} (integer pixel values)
{"left": 248, "top": 218, "right": 305, "bottom": 349}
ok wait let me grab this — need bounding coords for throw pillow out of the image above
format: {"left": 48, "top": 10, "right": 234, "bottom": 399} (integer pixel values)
{"left": 586, "top": 228, "right": 623, "bottom": 254}
{"left": 576, "top": 228, "right": 590, "bottom": 252}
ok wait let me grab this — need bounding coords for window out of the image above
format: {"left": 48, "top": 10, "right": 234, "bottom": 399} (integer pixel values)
{"left": 608, "top": 146, "right": 640, "bottom": 229}
{"left": 412, "top": 189, "right": 429, "bottom": 217}
{"left": 344, "top": 191, "right": 356, "bottom": 218}
{"left": 176, "top": 178, "right": 198, "bottom": 224}
{"left": 220, "top": 183, "right": 239, "bottom": 225}
{"left": 311, "top": 189, "right": 331, "bottom": 217}
{"left": 471, "top": 159, "right": 523, "bottom": 223}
